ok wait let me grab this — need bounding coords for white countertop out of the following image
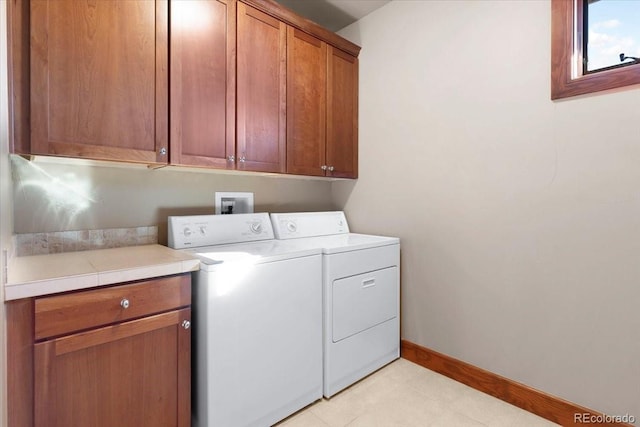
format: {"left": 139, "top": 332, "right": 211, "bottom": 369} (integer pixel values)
{"left": 5, "top": 244, "right": 200, "bottom": 300}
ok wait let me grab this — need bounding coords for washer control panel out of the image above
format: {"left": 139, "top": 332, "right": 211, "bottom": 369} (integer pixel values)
{"left": 270, "top": 211, "right": 349, "bottom": 239}
{"left": 168, "top": 213, "right": 274, "bottom": 249}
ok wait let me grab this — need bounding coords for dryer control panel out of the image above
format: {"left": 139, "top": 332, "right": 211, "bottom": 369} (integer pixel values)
{"left": 168, "top": 213, "right": 274, "bottom": 249}
{"left": 271, "top": 211, "right": 350, "bottom": 239}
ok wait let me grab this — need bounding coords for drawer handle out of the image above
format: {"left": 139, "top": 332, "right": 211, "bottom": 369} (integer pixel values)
{"left": 182, "top": 320, "right": 191, "bottom": 330}
{"left": 362, "top": 278, "right": 376, "bottom": 288}
{"left": 120, "top": 298, "right": 130, "bottom": 309}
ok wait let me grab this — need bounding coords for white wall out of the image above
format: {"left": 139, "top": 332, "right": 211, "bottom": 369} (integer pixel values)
{"left": 336, "top": 0, "right": 640, "bottom": 420}
{"left": 0, "top": 1, "right": 11, "bottom": 425}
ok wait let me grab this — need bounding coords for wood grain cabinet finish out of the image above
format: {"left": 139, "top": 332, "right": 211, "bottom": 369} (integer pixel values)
{"left": 236, "top": 2, "right": 287, "bottom": 173}
{"left": 170, "top": 0, "right": 236, "bottom": 168}
{"left": 286, "top": 29, "right": 359, "bottom": 178}
{"left": 286, "top": 28, "right": 328, "bottom": 177}
{"left": 29, "top": 0, "right": 169, "bottom": 165}
{"left": 34, "top": 308, "right": 191, "bottom": 427}
{"left": 34, "top": 274, "right": 191, "bottom": 340}
{"left": 6, "top": 274, "right": 192, "bottom": 427}
{"left": 13, "top": 0, "right": 359, "bottom": 177}
{"left": 327, "top": 47, "right": 358, "bottom": 179}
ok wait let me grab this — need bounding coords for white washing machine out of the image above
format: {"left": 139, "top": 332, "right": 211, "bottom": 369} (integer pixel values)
{"left": 270, "top": 211, "right": 400, "bottom": 397}
{"left": 168, "top": 213, "right": 322, "bottom": 427}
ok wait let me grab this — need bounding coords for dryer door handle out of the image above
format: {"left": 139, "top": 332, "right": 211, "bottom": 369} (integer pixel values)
{"left": 362, "top": 278, "right": 376, "bottom": 288}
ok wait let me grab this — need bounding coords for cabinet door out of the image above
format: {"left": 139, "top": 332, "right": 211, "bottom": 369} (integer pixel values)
{"left": 286, "top": 28, "right": 327, "bottom": 176}
{"left": 34, "top": 309, "right": 191, "bottom": 427}
{"left": 170, "top": 0, "right": 235, "bottom": 168}
{"left": 327, "top": 47, "right": 358, "bottom": 178}
{"left": 237, "top": 3, "right": 286, "bottom": 173}
{"left": 30, "top": 0, "right": 169, "bottom": 164}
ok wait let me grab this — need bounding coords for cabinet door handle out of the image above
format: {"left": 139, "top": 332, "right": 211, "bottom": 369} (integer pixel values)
{"left": 328, "top": 166, "right": 335, "bottom": 172}
{"left": 159, "top": 148, "right": 167, "bottom": 156}
{"left": 227, "top": 155, "right": 235, "bottom": 162}
{"left": 182, "top": 320, "right": 191, "bottom": 330}
{"left": 321, "top": 165, "right": 327, "bottom": 171}
{"left": 120, "top": 298, "right": 130, "bottom": 309}
{"left": 239, "top": 156, "right": 246, "bottom": 163}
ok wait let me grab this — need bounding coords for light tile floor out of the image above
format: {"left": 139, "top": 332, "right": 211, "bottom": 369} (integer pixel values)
{"left": 275, "top": 358, "right": 560, "bottom": 427}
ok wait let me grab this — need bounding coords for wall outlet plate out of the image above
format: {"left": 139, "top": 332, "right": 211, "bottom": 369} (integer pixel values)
{"left": 214, "top": 192, "right": 254, "bottom": 215}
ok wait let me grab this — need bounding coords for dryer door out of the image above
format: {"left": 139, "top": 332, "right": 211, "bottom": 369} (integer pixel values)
{"left": 332, "top": 266, "right": 398, "bottom": 342}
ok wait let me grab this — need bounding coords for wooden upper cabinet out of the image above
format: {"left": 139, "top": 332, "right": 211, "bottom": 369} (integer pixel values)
{"left": 236, "top": 3, "right": 286, "bottom": 173}
{"left": 286, "top": 28, "right": 327, "bottom": 177}
{"left": 30, "top": 0, "right": 169, "bottom": 164}
{"left": 17, "top": 0, "right": 359, "bottom": 176}
{"left": 170, "top": 0, "right": 236, "bottom": 168}
{"left": 327, "top": 47, "right": 358, "bottom": 178}
{"left": 285, "top": 28, "right": 358, "bottom": 179}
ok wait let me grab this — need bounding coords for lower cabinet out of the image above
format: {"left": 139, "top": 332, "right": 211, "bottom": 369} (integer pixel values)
{"left": 34, "top": 309, "right": 191, "bottom": 427}
{"left": 7, "top": 274, "right": 192, "bottom": 427}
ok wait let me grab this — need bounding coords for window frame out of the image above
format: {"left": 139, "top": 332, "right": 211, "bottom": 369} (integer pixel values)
{"left": 551, "top": 0, "right": 640, "bottom": 100}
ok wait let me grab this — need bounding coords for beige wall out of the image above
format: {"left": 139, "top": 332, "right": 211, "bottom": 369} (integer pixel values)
{"left": 12, "top": 158, "right": 335, "bottom": 243}
{"left": 0, "top": 1, "right": 10, "bottom": 425}
{"left": 336, "top": 0, "right": 640, "bottom": 420}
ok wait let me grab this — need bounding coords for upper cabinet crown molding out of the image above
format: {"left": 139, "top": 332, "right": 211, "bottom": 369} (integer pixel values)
{"left": 239, "top": 0, "right": 361, "bottom": 57}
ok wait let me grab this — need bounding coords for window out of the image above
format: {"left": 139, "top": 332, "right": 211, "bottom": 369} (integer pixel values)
{"left": 551, "top": 0, "right": 640, "bottom": 100}
{"left": 582, "top": 0, "right": 640, "bottom": 73}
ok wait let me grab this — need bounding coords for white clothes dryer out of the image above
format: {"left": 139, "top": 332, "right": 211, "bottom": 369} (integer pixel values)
{"left": 270, "top": 211, "right": 400, "bottom": 397}
{"left": 168, "top": 213, "right": 322, "bottom": 427}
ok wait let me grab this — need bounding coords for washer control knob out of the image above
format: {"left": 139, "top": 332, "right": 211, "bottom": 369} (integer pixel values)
{"left": 286, "top": 221, "right": 297, "bottom": 233}
{"left": 250, "top": 222, "right": 263, "bottom": 234}
{"left": 199, "top": 226, "right": 207, "bottom": 235}
{"left": 183, "top": 227, "right": 192, "bottom": 237}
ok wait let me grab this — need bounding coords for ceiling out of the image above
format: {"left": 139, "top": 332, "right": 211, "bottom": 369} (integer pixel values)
{"left": 275, "top": 0, "right": 391, "bottom": 32}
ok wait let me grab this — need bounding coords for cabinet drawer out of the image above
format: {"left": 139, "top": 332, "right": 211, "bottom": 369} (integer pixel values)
{"left": 35, "top": 274, "right": 191, "bottom": 340}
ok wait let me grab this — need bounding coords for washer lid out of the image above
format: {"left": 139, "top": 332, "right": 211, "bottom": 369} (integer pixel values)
{"left": 186, "top": 240, "right": 321, "bottom": 271}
